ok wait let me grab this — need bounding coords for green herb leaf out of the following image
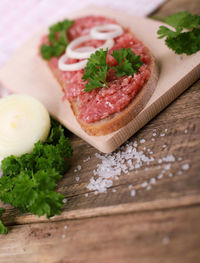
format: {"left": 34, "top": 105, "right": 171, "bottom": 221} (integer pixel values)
{"left": 0, "top": 208, "right": 8, "bottom": 235}
{"left": 40, "top": 19, "right": 74, "bottom": 60}
{"left": 83, "top": 49, "right": 110, "bottom": 92}
{"left": 112, "top": 48, "right": 143, "bottom": 77}
{"left": 0, "top": 119, "right": 73, "bottom": 231}
{"left": 82, "top": 48, "right": 143, "bottom": 92}
{"left": 157, "top": 11, "right": 200, "bottom": 55}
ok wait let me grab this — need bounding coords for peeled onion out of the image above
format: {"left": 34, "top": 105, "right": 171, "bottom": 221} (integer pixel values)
{"left": 0, "top": 94, "right": 50, "bottom": 159}
{"left": 58, "top": 53, "right": 87, "bottom": 71}
{"left": 90, "top": 24, "right": 123, "bottom": 40}
{"left": 66, "top": 35, "right": 114, "bottom": 59}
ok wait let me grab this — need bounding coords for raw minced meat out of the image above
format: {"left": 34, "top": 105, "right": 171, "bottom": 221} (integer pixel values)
{"left": 46, "top": 16, "right": 152, "bottom": 123}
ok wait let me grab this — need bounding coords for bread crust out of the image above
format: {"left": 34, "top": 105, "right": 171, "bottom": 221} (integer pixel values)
{"left": 48, "top": 34, "right": 159, "bottom": 136}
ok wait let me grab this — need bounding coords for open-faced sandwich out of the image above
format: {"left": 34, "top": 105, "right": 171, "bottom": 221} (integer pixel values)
{"left": 40, "top": 16, "right": 158, "bottom": 136}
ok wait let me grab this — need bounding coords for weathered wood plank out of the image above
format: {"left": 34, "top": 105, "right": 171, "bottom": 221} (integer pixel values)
{"left": 151, "top": 0, "right": 200, "bottom": 19}
{"left": 0, "top": 206, "right": 200, "bottom": 263}
{"left": 1, "top": 81, "right": 200, "bottom": 225}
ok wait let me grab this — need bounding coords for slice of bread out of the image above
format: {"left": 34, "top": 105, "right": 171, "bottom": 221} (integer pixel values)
{"left": 48, "top": 52, "right": 158, "bottom": 136}
{"left": 71, "top": 55, "right": 158, "bottom": 136}
{"left": 45, "top": 26, "right": 159, "bottom": 136}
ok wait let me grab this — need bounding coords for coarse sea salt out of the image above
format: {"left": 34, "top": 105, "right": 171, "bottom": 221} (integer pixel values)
{"left": 182, "top": 164, "right": 189, "bottom": 170}
{"left": 141, "top": 181, "right": 148, "bottom": 188}
{"left": 150, "top": 178, "right": 156, "bottom": 184}
{"left": 87, "top": 143, "right": 154, "bottom": 194}
{"left": 146, "top": 185, "right": 152, "bottom": 191}
{"left": 130, "top": 189, "right": 136, "bottom": 197}
{"left": 85, "top": 130, "right": 187, "bottom": 195}
{"left": 63, "top": 198, "right": 67, "bottom": 204}
{"left": 162, "top": 236, "right": 170, "bottom": 245}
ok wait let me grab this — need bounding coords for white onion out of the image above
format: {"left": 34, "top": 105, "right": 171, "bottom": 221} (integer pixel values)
{"left": 66, "top": 35, "right": 114, "bottom": 59}
{"left": 90, "top": 24, "right": 123, "bottom": 40}
{"left": 0, "top": 94, "right": 50, "bottom": 159}
{"left": 58, "top": 53, "right": 87, "bottom": 71}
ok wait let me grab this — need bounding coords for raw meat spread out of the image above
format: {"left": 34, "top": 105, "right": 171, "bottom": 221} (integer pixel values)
{"left": 47, "top": 16, "right": 152, "bottom": 123}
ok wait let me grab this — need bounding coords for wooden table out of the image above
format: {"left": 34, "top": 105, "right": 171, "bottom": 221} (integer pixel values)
{"left": 0, "top": 0, "right": 200, "bottom": 262}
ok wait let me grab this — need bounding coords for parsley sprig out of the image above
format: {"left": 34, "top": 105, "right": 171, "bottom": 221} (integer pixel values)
{"left": 0, "top": 119, "right": 73, "bottom": 234}
{"left": 0, "top": 208, "right": 8, "bottom": 235}
{"left": 157, "top": 11, "right": 200, "bottom": 55}
{"left": 41, "top": 19, "right": 74, "bottom": 60}
{"left": 82, "top": 48, "right": 143, "bottom": 92}
{"left": 82, "top": 49, "right": 109, "bottom": 91}
{"left": 112, "top": 48, "right": 143, "bottom": 77}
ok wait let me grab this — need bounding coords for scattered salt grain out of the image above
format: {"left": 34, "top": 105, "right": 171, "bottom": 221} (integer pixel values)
{"left": 83, "top": 156, "right": 91, "bottom": 162}
{"left": 162, "top": 155, "right": 175, "bottom": 162}
{"left": 157, "top": 173, "right": 163, "bottom": 179}
{"left": 141, "top": 181, "right": 148, "bottom": 188}
{"left": 112, "top": 189, "right": 117, "bottom": 193}
{"left": 61, "top": 234, "right": 66, "bottom": 239}
{"left": 152, "top": 133, "right": 157, "bottom": 136}
{"left": 128, "top": 184, "right": 133, "bottom": 189}
{"left": 162, "top": 236, "right": 170, "bottom": 245}
{"left": 143, "top": 147, "right": 146, "bottom": 150}
{"left": 177, "top": 171, "right": 183, "bottom": 175}
{"left": 162, "top": 144, "right": 167, "bottom": 148}
{"left": 151, "top": 138, "right": 155, "bottom": 142}
{"left": 164, "top": 129, "right": 168, "bottom": 132}
{"left": 146, "top": 185, "right": 152, "bottom": 191}
{"left": 168, "top": 173, "right": 173, "bottom": 177}
{"left": 150, "top": 178, "right": 156, "bottom": 184}
{"left": 140, "top": 139, "right": 145, "bottom": 144}
{"left": 75, "top": 176, "right": 80, "bottom": 182}
{"left": 74, "top": 169, "right": 77, "bottom": 173}
{"left": 130, "top": 189, "right": 136, "bottom": 197}
{"left": 160, "top": 133, "right": 165, "bottom": 137}
{"left": 178, "top": 157, "right": 182, "bottom": 161}
{"left": 85, "top": 193, "right": 89, "bottom": 197}
{"left": 63, "top": 198, "right": 67, "bottom": 204}
{"left": 64, "top": 225, "right": 68, "bottom": 230}
{"left": 164, "top": 164, "right": 171, "bottom": 170}
{"left": 184, "top": 129, "right": 188, "bottom": 134}
{"left": 182, "top": 163, "right": 189, "bottom": 170}
{"left": 87, "top": 144, "right": 154, "bottom": 194}
{"left": 77, "top": 165, "right": 82, "bottom": 171}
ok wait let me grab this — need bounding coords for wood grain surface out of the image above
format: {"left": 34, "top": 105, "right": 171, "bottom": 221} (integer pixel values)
{"left": 1, "top": 206, "right": 200, "bottom": 263}
{"left": 0, "top": 1, "right": 200, "bottom": 262}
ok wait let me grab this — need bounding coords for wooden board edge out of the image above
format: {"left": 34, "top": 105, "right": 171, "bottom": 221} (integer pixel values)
{"left": 3, "top": 194, "right": 200, "bottom": 226}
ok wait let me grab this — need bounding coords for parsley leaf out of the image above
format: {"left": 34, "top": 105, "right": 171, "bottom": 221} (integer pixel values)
{"left": 112, "top": 48, "right": 143, "bottom": 77}
{"left": 157, "top": 11, "right": 200, "bottom": 55}
{"left": 40, "top": 19, "right": 74, "bottom": 60}
{"left": 0, "top": 119, "right": 73, "bottom": 233}
{"left": 82, "top": 48, "right": 143, "bottom": 92}
{"left": 83, "top": 49, "right": 110, "bottom": 92}
{"left": 0, "top": 208, "right": 8, "bottom": 235}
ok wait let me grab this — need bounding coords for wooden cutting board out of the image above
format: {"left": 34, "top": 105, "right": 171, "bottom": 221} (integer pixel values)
{"left": 0, "top": 6, "right": 199, "bottom": 153}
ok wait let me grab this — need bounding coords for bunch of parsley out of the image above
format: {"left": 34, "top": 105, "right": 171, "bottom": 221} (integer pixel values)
{"left": 157, "top": 11, "right": 200, "bottom": 55}
{"left": 82, "top": 48, "right": 143, "bottom": 92}
{"left": 41, "top": 19, "right": 74, "bottom": 60}
{"left": 0, "top": 119, "right": 73, "bottom": 234}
